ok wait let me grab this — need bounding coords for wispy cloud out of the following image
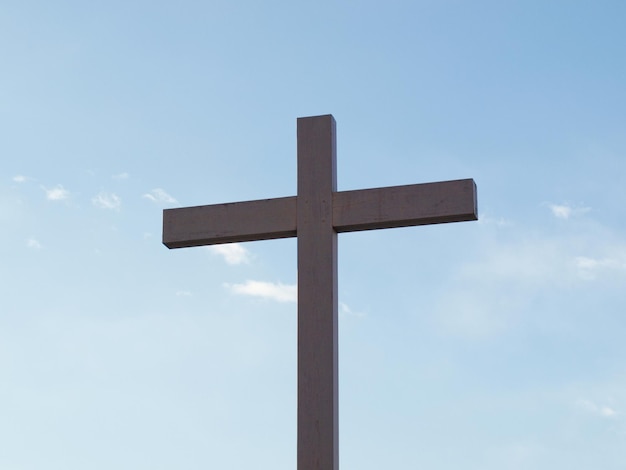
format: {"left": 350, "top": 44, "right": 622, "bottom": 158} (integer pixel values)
{"left": 43, "top": 185, "right": 70, "bottom": 201}
{"left": 13, "top": 175, "right": 30, "bottom": 183}
{"left": 224, "top": 282, "right": 359, "bottom": 311}
{"left": 477, "top": 212, "right": 513, "bottom": 227}
{"left": 176, "top": 290, "right": 192, "bottom": 297}
{"left": 455, "top": 238, "right": 571, "bottom": 288}
{"left": 26, "top": 238, "right": 42, "bottom": 249}
{"left": 576, "top": 399, "right": 618, "bottom": 418}
{"left": 225, "top": 280, "right": 297, "bottom": 303}
{"left": 92, "top": 192, "right": 121, "bottom": 210}
{"left": 575, "top": 255, "right": 626, "bottom": 281}
{"left": 434, "top": 225, "right": 626, "bottom": 338}
{"left": 547, "top": 203, "right": 590, "bottom": 219}
{"left": 207, "top": 244, "right": 251, "bottom": 265}
{"left": 113, "top": 172, "right": 130, "bottom": 180}
{"left": 143, "top": 188, "right": 177, "bottom": 204}
{"left": 340, "top": 301, "right": 365, "bottom": 317}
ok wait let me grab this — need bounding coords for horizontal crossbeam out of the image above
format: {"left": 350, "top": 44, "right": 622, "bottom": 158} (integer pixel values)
{"left": 163, "top": 179, "right": 477, "bottom": 249}
{"left": 163, "top": 196, "right": 297, "bottom": 248}
{"left": 333, "top": 178, "right": 477, "bottom": 232}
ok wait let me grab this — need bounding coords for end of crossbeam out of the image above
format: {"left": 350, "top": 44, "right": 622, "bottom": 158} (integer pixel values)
{"left": 162, "top": 196, "right": 298, "bottom": 249}
{"left": 333, "top": 178, "right": 478, "bottom": 233}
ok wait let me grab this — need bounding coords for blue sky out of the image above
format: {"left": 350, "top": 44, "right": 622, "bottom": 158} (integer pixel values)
{"left": 2, "top": 1, "right": 626, "bottom": 468}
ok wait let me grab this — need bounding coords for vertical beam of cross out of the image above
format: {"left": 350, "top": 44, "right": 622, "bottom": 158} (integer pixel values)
{"left": 296, "top": 115, "right": 338, "bottom": 470}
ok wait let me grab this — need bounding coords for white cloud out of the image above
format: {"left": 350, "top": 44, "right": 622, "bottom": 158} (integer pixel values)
{"left": 550, "top": 204, "right": 571, "bottom": 219}
{"left": 92, "top": 192, "right": 121, "bottom": 210}
{"left": 456, "top": 231, "right": 626, "bottom": 289}
{"left": 43, "top": 185, "right": 70, "bottom": 201}
{"left": 113, "top": 172, "right": 129, "bottom": 180}
{"left": 143, "top": 188, "right": 177, "bottom": 204}
{"left": 208, "top": 244, "right": 251, "bottom": 265}
{"left": 225, "top": 280, "right": 297, "bottom": 303}
{"left": 602, "top": 407, "right": 618, "bottom": 417}
{"left": 340, "top": 302, "right": 365, "bottom": 317}
{"left": 477, "top": 212, "right": 513, "bottom": 227}
{"left": 548, "top": 203, "right": 590, "bottom": 219}
{"left": 13, "top": 175, "right": 29, "bottom": 183}
{"left": 576, "top": 399, "right": 618, "bottom": 418}
{"left": 575, "top": 256, "right": 626, "bottom": 281}
{"left": 454, "top": 238, "right": 572, "bottom": 288}
{"left": 176, "top": 290, "right": 192, "bottom": 297}
{"left": 26, "top": 238, "right": 42, "bottom": 249}
{"left": 434, "top": 228, "right": 626, "bottom": 338}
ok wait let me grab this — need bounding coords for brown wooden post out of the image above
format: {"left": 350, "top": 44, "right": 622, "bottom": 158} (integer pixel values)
{"left": 297, "top": 115, "right": 338, "bottom": 470}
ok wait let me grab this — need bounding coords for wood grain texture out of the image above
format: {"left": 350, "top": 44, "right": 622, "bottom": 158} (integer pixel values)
{"left": 162, "top": 196, "right": 296, "bottom": 248}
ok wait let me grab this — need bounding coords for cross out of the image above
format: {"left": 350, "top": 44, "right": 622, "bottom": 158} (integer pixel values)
{"left": 163, "top": 114, "right": 477, "bottom": 470}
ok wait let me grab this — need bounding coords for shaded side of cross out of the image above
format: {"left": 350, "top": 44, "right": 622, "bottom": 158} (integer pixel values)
{"left": 163, "top": 114, "right": 477, "bottom": 470}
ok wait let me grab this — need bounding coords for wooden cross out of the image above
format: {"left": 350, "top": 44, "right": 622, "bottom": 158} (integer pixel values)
{"left": 163, "top": 114, "right": 477, "bottom": 470}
